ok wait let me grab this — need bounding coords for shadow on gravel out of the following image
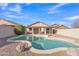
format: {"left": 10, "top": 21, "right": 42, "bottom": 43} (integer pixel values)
{"left": 0, "top": 35, "right": 17, "bottom": 48}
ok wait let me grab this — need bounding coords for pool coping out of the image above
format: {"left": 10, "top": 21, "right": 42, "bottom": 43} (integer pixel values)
{"left": 7, "top": 35, "right": 26, "bottom": 42}
{"left": 30, "top": 47, "right": 68, "bottom": 54}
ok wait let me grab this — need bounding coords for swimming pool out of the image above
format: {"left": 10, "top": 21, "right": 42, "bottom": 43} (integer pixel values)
{"left": 9, "top": 35, "right": 79, "bottom": 50}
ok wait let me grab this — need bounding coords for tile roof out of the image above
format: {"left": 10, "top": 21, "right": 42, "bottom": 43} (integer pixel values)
{"left": 27, "top": 21, "right": 50, "bottom": 27}
{"left": 0, "top": 18, "right": 20, "bottom": 25}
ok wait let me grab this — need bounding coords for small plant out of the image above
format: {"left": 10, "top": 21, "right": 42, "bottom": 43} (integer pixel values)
{"left": 14, "top": 24, "right": 25, "bottom": 35}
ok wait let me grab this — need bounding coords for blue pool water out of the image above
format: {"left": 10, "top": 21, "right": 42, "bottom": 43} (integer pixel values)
{"left": 13, "top": 35, "right": 79, "bottom": 50}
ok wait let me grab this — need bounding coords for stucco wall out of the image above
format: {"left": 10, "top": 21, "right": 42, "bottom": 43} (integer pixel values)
{"left": 0, "top": 26, "right": 15, "bottom": 38}
{"left": 57, "top": 29, "right": 79, "bottom": 39}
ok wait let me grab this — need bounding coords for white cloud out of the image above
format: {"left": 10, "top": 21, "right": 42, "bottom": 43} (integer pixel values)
{"left": 0, "top": 3, "right": 8, "bottom": 10}
{"left": 0, "top": 3, "right": 23, "bottom": 14}
{"left": 26, "top": 3, "right": 32, "bottom": 6}
{"left": 51, "top": 21, "right": 66, "bottom": 24}
{"left": 47, "top": 9, "right": 62, "bottom": 14}
{"left": 58, "top": 21, "right": 66, "bottom": 25}
{"left": 64, "top": 16, "right": 79, "bottom": 20}
{"left": 4, "top": 13, "right": 19, "bottom": 18}
{"left": 3, "top": 11, "right": 29, "bottom": 19}
{"left": 43, "top": 3, "right": 68, "bottom": 14}
{"left": 9, "top": 4, "right": 21, "bottom": 12}
{"left": 7, "top": 15, "right": 18, "bottom": 18}
{"left": 17, "top": 3, "right": 32, "bottom": 6}
{"left": 49, "top": 3, "right": 67, "bottom": 10}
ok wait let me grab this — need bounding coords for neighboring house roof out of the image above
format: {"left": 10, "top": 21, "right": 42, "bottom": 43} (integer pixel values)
{"left": 0, "top": 18, "right": 20, "bottom": 26}
{"left": 27, "top": 21, "right": 49, "bottom": 27}
{"left": 57, "top": 25, "right": 70, "bottom": 29}
{"left": 51, "top": 24, "right": 69, "bottom": 29}
{"left": 51, "top": 24, "right": 59, "bottom": 28}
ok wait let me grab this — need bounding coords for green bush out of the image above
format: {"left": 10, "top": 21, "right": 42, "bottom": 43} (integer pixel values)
{"left": 14, "top": 25, "right": 25, "bottom": 35}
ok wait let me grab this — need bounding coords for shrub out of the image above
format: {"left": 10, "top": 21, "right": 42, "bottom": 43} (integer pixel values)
{"left": 14, "top": 24, "right": 25, "bottom": 35}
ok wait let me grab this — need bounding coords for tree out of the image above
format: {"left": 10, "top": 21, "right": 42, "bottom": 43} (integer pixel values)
{"left": 14, "top": 24, "right": 26, "bottom": 35}
{"left": 72, "top": 19, "right": 79, "bottom": 28}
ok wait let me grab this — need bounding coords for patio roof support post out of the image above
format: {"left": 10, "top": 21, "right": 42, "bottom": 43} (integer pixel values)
{"left": 32, "top": 28, "right": 34, "bottom": 34}
{"left": 48, "top": 28, "right": 51, "bottom": 34}
{"left": 50, "top": 28, "right": 52, "bottom": 34}
{"left": 44, "top": 28, "right": 46, "bottom": 34}
{"left": 39, "top": 28, "right": 40, "bottom": 34}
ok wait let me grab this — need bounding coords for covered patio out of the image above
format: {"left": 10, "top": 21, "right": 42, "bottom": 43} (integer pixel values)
{"left": 26, "top": 21, "right": 51, "bottom": 34}
{"left": 27, "top": 27, "right": 49, "bottom": 34}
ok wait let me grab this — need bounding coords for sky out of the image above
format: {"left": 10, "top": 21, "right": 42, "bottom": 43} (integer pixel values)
{"left": 0, "top": 3, "right": 79, "bottom": 27}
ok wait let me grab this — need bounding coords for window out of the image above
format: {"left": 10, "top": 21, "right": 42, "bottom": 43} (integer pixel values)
{"left": 41, "top": 28, "right": 44, "bottom": 32}
{"left": 29, "top": 28, "right": 32, "bottom": 31}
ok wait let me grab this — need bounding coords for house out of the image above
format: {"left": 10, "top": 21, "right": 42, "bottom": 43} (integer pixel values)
{"left": 0, "top": 18, "right": 19, "bottom": 27}
{"left": 26, "top": 21, "right": 69, "bottom": 34}
{"left": 0, "top": 25, "right": 15, "bottom": 38}
{"left": 0, "top": 18, "right": 20, "bottom": 38}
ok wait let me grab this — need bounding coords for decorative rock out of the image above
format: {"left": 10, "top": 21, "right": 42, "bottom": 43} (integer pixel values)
{"left": 16, "top": 41, "right": 31, "bottom": 52}
{"left": 16, "top": 43, "right": 26, "bottom": 52}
